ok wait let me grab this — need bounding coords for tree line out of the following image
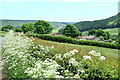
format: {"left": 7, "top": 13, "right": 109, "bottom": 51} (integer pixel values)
{"left": 1, "top": 20, "right": 53, "bottom": 34}
{"left": 1, "top": 20, "right": 81, "bottom": 38}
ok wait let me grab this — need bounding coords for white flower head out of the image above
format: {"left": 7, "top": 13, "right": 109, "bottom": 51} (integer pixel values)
{"left": 83, "top": 55, "right": 92, "bottom": 60}
{"left": 73, "top": 49, "right": 79, "bottom": 52}
{"left": 63, "top": 50, "right": 77, "bottom": 58}
{"left": 54, "top": 54, "right": 63, "bottom": 60}
{"left": 51, "top": 46, "right": 54, "bottom": 48}
{"left": 69, "top": 58, "right": 79, "bottom": 66}
{"left": 55, "top": 75, "right": 64, "bottom": 78}
{"left": 88, "top": 50, "right": 96, "bottom": 55}
{"left": 73, "top": 74, "right": 80, "bottom": 78}
{"left": 94, "top": 53, "right": 101, "bottom": 56}
{"left": 100, "top": 56, "right": 106, "bottom": 60}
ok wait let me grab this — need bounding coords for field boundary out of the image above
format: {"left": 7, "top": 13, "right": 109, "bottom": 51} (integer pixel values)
{"left": 27, "top": 34, "right": 120, "bottom": 49}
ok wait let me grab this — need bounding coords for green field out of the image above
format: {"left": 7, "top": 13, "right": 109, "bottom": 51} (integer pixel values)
{"left": 52, "top": 27, "right": 62, "bottom": 33}
{"left": 33, "top": 38, "right": 118, "bottom": 59}
{"left": 82, "top": 28, "right": 119, "bottom": 36}
{"left": 104, "top": 28, "right": 118, "bottom": 35}
{"left": 2, "top": 31, "right": 119, "bottom": 79}
{"left": 32, "top": 38, "right": 119, "bottom": 78}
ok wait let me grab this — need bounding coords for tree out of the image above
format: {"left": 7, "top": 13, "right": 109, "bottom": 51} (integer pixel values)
{"left": 21, "top": 23, "right": 34, "bottom": 33}
{"left": 2, "top": 25, "right": 13, "bottom": 32}
{"left": 88, "top": 29, "right": 96, "bottom": 36}
{"left": 21, "top": 24, "right": 27, "bottom": 33}
{"left": 62, "top": 24, "right": 80, "bottom": 38}
{"left": 35, "top": 25, "right": 45, "bottom": 34}
{"left": 99, "top": 36, "right": 104, "bottom": 41}
{"left": 34, "top": 20, "right": 53, "bottom": 34}
{"left": 105, "top": 32, "right": 111, "bottom": 40}
{"left": 96, "top": 29, "right": 105, "bottom": 37}
{"left": 14, "top": 28, "right": 23, "bottom": 32}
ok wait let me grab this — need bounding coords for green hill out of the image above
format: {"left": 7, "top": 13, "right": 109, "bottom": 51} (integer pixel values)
{"left": 74, "top": 14, "right": 119, "bottom": 32}
{"left": 0, "top": 19, "right": 75, "bottom": 29}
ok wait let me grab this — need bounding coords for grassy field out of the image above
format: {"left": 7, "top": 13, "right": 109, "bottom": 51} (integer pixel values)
{"left": 104, "top": 28, "right": 118, "bottom": 35}
{"left": 33, "top": 38, "right": 118, "bottom": 59}
{"left": 82, "top": 28, "right": 119, "bottom": 36}
{"left": 32, "top": 38, "right": 119, "bottom": 76}
{"left": 52, "top": 27, "right": 61, "bottom": 33}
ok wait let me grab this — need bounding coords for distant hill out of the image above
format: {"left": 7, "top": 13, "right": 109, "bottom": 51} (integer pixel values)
{"left": 74, "top": 14, "right": 119, "bottom": 32}
{"left": 0, "top": 19, "right": 75, "bottom": 29}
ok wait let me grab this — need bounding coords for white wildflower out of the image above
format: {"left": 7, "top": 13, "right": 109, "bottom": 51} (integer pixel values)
{"left": 94, "top": 53, "right": 101, "bottom": 56}
{"left": 69, "top": 58, "right": 79, "bottom": 66}
{"left": 100, "top": 56, "right": 106, "bottom": 60}
{"left": 55, "top": 75, "right": 64, "bottom": 78}
{"left": 83, "top": 55, "right": 92, "bottom": 60}
{"left": 73, "top": 49, "right": 79, "bottom": 52}
{"left": 51, "top": 46, "right": 54, "bottom": 48}
{"left": 63, "top": 50, "right": 76, "bottom": 58}
{"left": 88, "top": 50, "right": 96, "bottom": 55}
{"left": 54, "top": 54, "right": 63, "bottom": 60}
{"left": 73, "top": 74, "right": 80, "bottom": 78}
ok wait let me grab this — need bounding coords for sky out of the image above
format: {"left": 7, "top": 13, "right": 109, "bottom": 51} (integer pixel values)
{"left": 0, "top": 0, "right": 119, "bottom": 22}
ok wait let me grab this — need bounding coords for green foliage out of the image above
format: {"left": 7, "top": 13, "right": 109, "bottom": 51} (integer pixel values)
{"left": 27, "top": 34, "right": 120, "bottom": 49}
{"left": 34, "top": 20, "right": 53, "bottom": 34}
{"left": 14, "top": 28, "right": 23, "bottom": 32}
{"left": 1, "top": 25, "right": 14, "bottom": 32}
{"left": 88, "top": 29, "right": 96, "bottom": 35}
{"left": 74, "top": 14, "right": 119, "bottom": 31}
{"left": 105, "top": 32, "right": 111, "bottom": 40}
{"left": 2, "top": 31, "right": 119, "bottom": 79}
{"left": 0, "top": 31, "right": 6, "bottom": 37}
{"left": 21, "top": 23, "right": 34, "bottom": 33}
{"left": 95, "top": 29, "right": 111, "bottom": 40}
{"left": 99, "top": 36, "right": 104, "bottom": 41}
{"left": 35, "top": 25, "right": 45, "bottom": 34}
{"left": 96, "top": 29, "right": 105, "bottom": 37}
{"left": 1, "top": 20, "right": 75, "bottom": 29}
{"left": 62, "top": 24, "right": 80, "bottom": 38}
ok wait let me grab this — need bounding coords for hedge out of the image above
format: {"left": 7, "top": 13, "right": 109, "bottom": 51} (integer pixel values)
{"left": 27, "top": 34, "right": 120, "bottom": 49}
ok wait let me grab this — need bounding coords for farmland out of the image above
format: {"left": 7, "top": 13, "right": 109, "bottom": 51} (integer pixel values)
{"left": 1, "top": 31, "right": 119, "bottom": 79}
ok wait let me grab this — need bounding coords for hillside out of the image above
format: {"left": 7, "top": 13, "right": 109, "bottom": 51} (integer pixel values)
{"left": 0, "top": 19, "right": 75, "bottom": 29}
{"left": 74, "top": 14, "right": 119, "bottom": 32}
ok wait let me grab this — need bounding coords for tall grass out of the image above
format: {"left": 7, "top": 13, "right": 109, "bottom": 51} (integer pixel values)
{"left": 32, "top": 38, "right": 119, "bottom": 76}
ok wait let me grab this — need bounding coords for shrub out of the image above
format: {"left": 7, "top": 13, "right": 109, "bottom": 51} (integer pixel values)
{"left": 14, "top": 28, "right": 23, "bottom": 32}
{"left": 27, "top": 34, "right": 120, "bottom": 49}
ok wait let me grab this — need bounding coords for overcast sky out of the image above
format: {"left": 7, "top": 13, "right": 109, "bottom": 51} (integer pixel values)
{"left": 0, "top": 0, "right": 119, "bottom": 22}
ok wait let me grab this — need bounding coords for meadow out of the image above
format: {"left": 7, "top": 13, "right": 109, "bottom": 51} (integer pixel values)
{"left": 1, "top": 31, "right": 119, "bottom": 79}
{"left": 32, "top": 37, "right": 119, "bottom": 79}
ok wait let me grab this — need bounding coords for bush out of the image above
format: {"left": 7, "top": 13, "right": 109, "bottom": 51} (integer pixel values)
{"left": 2, "top": 25, "right": 14, "bottom": 32}
{"left": 14, "top": 28, "right": 23, "bottom": 32}
{"left": 27, "top": 34, "right": 120, "bottom": 49}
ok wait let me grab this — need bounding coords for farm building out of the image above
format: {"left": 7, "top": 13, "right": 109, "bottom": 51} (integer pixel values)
{"left": 76, "top": 36, "right": 100, "bottom": 40}
{"left": 49, "top": 32, "right": 62, "bottom": 36}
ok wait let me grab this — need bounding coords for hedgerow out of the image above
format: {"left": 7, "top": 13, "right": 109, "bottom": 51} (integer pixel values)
{"left": 27, "top": 34, "right": 120, "bottom": 49}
